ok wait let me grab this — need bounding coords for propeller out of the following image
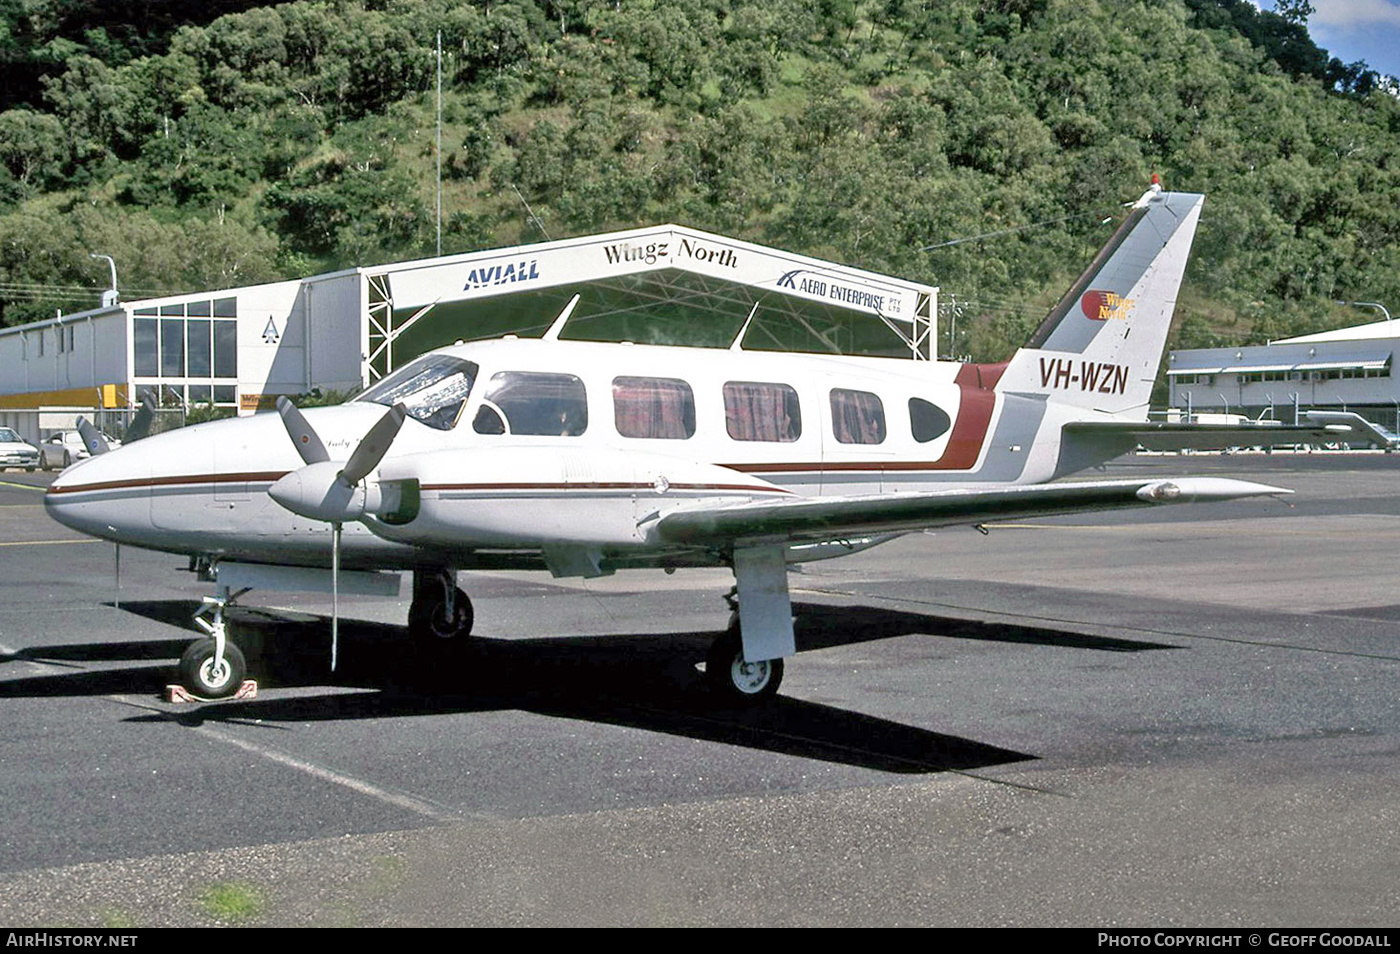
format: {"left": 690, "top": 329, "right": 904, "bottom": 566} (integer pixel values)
{"left": 123, "top": 393, "right": 157, "bottom": 444}
{"left": 268, "top": 397, "right": 409, "bottom": 670}
{"left": 75, "top": 392, "right": 155, "bottom": 460}
{"left": 75, "top": 417, "right": 110, "bottom": 456}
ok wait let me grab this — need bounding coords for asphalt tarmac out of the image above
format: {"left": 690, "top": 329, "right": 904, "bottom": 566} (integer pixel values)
{"left": 0, "top": 453, "right": 1397, "bottom": 926}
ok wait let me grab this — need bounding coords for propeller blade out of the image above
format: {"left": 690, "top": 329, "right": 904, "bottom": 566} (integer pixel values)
{"left": 123, "top": 394, "right": 156, "bottom": 444}
{"left": 331, "top": 522, "right": 340, "bottom": 672}
{"left": 76, "top": 417, "right": 110, "bottom": 456}
{"left": 340, "top": 403, "right": 407, "bottom": 485}
{"left": 276, "top": 396, "right": 330, "bottom": 465}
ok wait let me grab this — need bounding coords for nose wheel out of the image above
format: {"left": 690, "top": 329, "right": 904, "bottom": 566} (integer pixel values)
{"left": 177, "top": 590, "right": 252, "bottom": 700}
{"left": 179, "top": 637, "right": 247, "bottom": 698}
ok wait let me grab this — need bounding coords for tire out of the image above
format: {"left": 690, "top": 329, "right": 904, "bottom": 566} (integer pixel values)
{"left": 62, "top": 452, "right": 71, "bottom": 468}
{"left": 408, "top": 586, "right": 474, "bottom": 642}
{"left": 705, "top": 627, "right": 783, "bottom": 705}
{"left": 179, "top": 638, "right": 247, "bottom": 699}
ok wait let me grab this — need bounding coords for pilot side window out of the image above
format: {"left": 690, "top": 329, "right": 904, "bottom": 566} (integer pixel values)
{"left": 830, "top": 388, "right": 886, "bottom": 445}
{"left": 723, "top": 381, "right": 801, "bottom": 442}
{"left": 613, "top": 376, "right": 695, "bottom": 440}
{"left": 356, "top": 354, "right": 479, "bottom": 431}
{"left": 909, "top": 397, "right": 952, "bottom": 443}
{"left": 473, "top": 371, "right": 588, "bottom": 436}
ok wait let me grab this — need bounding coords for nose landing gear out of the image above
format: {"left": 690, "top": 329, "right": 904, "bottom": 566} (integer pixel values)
{"left": 171, "top": 589, "right": 255, "bottom": 701}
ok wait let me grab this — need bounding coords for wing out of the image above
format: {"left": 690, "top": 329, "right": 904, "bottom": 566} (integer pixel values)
{"left": 654, "top": 477, "right": 1289, "bottom": 546}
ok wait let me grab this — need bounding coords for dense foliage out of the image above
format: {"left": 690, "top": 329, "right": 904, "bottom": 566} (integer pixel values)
{"left": 3, "top": 0, "right": 1399, "bottom": 361}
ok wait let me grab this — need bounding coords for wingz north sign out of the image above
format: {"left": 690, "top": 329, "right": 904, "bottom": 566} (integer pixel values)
{"left": 600, "top": 237, "right": 740, "bottom": 269}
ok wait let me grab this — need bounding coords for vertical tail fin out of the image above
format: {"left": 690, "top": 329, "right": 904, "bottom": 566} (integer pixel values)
{"left": 1001, "top": 184, "right": 1205, "bottom": 416}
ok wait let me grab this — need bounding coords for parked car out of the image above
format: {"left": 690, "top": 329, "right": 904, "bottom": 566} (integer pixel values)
{"left": 39, "top": 430, "right": 121, "bottom": 470}
{"left": 0, "top": 427, "right": 40, "bottom": 471}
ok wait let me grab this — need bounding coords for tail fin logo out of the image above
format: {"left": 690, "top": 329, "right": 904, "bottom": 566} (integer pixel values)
{"left": 1081, "top": 290, "right": 1134, "bottom": 322}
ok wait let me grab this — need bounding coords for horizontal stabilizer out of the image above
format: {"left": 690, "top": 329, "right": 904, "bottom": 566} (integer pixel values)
{"left": 1065, "top": 419, "right": 1383, "bottom": 451}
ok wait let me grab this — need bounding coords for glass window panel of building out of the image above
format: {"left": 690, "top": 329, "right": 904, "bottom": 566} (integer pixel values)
{"left": 133, "top": 298, "right": 238, "bottom": 405}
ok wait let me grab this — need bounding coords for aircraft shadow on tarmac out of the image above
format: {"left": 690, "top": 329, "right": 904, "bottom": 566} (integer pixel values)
{"left": 0, "top": 598, "right": 1177, "bottom": 774}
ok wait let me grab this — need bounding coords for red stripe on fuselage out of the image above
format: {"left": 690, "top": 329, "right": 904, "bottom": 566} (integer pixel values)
{"left": 46, "top": 471, "right": 290, "bottom": 495}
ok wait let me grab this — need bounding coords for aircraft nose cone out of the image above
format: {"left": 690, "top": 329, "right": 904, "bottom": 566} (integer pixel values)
{"left": 44, "top": 450, "right": 134, "bottom": 539}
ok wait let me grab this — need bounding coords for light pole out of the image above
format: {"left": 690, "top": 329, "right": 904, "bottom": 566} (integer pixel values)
{"left": 89, "top": 253, "right": 118, "bottom": 307}
{"left": 1336, "top": 300, "right": 1392, "bottom": 324}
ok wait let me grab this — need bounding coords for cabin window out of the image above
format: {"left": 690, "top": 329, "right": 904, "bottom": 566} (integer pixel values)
{"left": 830, "top": 388, "right": 886, "bottom": 445}
{"left": 909, "top": 398, "right": 952, "bottom": 443}
{"left": 357, "top": 354, "right": 479, "bottom": 431}
{"left": 613, "top": 376, "right": 695, "bottom": 440}
{"left": 475, "top": 371, "right": 588, "bottom": 436}
{"left": 723, "top": 381, "right": 801, "bottom": 442}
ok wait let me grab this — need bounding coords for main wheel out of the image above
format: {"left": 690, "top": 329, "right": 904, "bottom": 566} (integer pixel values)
{"left": 705, "top": 628, "right": 783, "bottom": 705}
{"left": 408, "top": 586, "right": 474, "bottom": 642}
{"left": 178, "top": 638, "right": 247, "bottom": 699}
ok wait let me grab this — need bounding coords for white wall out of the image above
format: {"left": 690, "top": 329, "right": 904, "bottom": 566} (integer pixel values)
{"left": 231, "top": 279, "right": 307, "bottom": 396}
{"left": 0, "top": 307, "right": 127, "bottom": 398}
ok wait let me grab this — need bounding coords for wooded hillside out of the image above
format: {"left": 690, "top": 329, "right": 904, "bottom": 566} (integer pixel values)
{"left": 2, "top": 0, "right": 1397, "bottom": 360}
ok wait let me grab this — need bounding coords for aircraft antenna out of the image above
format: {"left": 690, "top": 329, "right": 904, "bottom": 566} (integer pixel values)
{"left": 729, "top": 301, "right": 761, "bottom": 351}
{"left": 542, "top": 293, "right": 582, "bottom": 341}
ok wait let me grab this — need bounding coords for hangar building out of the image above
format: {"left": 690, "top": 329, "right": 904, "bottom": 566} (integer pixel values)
{"left": 1167, "top": 317, "right": 1399, "bottom": 430}
{"left": 0, "top": 226, "right": 936, "bottom": 442}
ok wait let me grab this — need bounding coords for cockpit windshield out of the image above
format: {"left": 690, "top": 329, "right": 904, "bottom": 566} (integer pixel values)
{"left": 355, "top": 354, "right": 479, "bottom": 430}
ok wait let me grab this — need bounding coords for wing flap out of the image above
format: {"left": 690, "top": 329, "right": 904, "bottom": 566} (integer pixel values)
{"left": 655, "top": 477, "right": 1289, "bottom": 546}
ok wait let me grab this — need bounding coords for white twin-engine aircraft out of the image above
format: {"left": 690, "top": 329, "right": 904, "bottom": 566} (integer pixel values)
{"left": 46, "top": 183, "right": 1288, "bottom": 703}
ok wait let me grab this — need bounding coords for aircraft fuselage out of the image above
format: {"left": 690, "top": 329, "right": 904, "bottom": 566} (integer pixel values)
{"left": 45, "top": 338, "right": 1064, "bottom": 572}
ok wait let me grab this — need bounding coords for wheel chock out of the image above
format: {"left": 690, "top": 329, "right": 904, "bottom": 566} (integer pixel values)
{"left": 164, "top": 680, "right": 258, "bottom": 704}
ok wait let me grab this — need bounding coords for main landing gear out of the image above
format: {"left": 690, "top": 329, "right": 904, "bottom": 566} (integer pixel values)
{"left": 408, "top": 569, "right": 474, "bottom": 645}
{"left": 706, "top": 624, "right": 784, "bottom": 704}
{"left": 704, "top": 545, "right": 794, "bottom": 706}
